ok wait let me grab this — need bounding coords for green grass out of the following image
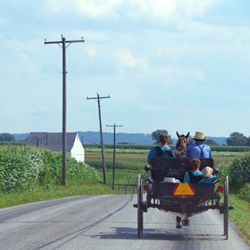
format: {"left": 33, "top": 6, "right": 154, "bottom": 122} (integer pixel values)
{"left": 0, "top": 179, "right": 112, "bottom": 208}
{"left": 229, "top": 194, "right": 250, "bottom": 244}
{"left": 86, "top": 151, "right": 146, "bottom": 186}
{"left": 85, "top": 151, "right": 242, "bottom": 186}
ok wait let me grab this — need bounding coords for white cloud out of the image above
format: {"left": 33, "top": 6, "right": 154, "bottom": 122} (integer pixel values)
{"left": 243, "top": 95, "right": 250, "bottom": 102}
{"left": 84, "top": 45, "right": 98, "bottom": 58}
{"left": 127, "top": 0, "right": 218, "bottom": 20}
{"left": 47, "top": 0, "right": 122, "bottom": 19}
{"left": 0, "top": 16, "right": 9, "bottom": 26}
{"left": 6, "top": 39, "right": 27, "bottom": 51}
{"left": 113, "top": 49, "right": 148, "bottom": 70}
{"left": 76, "top": 0, "right": 123, "bottom": 18}
{"left": 4, "top": 39, "right": 42, "bottom": 74}
{"left": 140, "top": 103, "right": 165, "bottom": 112}
{"left": 177, "top": 0, "right": 220, "bottom": 17}
{"left": 68, "top": 30, "right": 110, "bottom": 58}
{"left": 128, "top": 0, "right": 177, "bottom": 20}
{"left": 145, "top": 20, "right": 250, "bottom": 67}
{"left": 47, "top": 0, "right": 220, "bottom": 21}
{"left": 153, "top": 65, "right": 205, "bottom": 90}
{"left": 68, "top": 30, "right": 110, "bottom": 42}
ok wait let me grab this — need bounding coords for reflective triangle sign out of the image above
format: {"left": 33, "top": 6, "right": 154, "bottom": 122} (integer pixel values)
{"left": 172, "top": 183, "right": 196, "bottom": 196}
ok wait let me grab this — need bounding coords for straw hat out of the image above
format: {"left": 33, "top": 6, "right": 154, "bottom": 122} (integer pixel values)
{"left": 193, "top": 131, "right": 205, "bottom": 141}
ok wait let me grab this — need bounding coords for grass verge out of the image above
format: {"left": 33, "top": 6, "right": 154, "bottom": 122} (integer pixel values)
{"left": 229, "top": 194, "right": 250, "bottom": 244}
{"left": 0, "top": 180, "right": 112, "bottom": 208}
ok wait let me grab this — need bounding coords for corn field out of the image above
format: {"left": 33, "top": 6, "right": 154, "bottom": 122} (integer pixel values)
{"left": 0, "top": 145, "right": 99, "bottom": 192}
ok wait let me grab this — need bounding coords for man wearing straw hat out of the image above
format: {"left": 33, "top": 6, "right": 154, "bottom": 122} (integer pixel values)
{"left": 187, "top": 131, "right": 212, "bottom": 158}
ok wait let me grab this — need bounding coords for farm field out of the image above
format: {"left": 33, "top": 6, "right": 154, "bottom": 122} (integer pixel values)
{"left": 85, "top": 150, "right": 244, "bottom": 186}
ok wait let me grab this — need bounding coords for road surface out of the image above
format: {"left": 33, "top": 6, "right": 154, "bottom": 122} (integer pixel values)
{"left": 0, "top": 195, "right": 248, "bottom": 250}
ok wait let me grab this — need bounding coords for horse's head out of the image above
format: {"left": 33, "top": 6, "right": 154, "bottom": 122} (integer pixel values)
{"left": 176, "top": 131, "right": 190, "bottom": 149}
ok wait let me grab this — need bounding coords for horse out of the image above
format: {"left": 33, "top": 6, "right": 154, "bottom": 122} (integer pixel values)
{"left": 175, "top": 131, "right": 190, "bottom": 158}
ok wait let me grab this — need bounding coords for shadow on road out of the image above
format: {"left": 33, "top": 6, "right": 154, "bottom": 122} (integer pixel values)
{"left": 91, "top": 227, "right": 224, "bottom": 241}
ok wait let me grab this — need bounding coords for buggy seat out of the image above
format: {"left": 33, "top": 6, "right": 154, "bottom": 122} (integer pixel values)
{"left": 150, "top": 157, "right": 214, "bottom": 182}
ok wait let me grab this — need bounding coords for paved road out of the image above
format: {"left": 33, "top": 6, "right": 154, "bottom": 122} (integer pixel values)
{"left": 0, "top": 195, "right": 248, "bottom": 250}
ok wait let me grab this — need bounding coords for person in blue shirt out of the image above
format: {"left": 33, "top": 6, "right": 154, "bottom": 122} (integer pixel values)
{"left": 183, "top": 158, "right": 203, "bottom": 183}
{"left": 187, "top": 132, "right": 212, "bottom": 158}
{"left": 199, "top": 166, "right": 217, "bottom": 184}
{"left": 147, "top": 131, "right": 175, "bottom": 164}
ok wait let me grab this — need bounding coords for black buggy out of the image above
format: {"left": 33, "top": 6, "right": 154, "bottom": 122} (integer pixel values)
{"left": 134, "top": 158, "right": 230, "bottom": 239}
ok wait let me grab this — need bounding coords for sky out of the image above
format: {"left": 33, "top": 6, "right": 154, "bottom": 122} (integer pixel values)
{"left": 0, "top": 0, "right": 250, "bottom": 137}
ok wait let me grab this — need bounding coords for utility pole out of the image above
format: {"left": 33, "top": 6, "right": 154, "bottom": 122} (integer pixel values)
{"left": 87, "top": 93, "right": 110, "bottom": 184}
{"left": 106, "top": 124, "right": 123, "bottom": 190}
{"left": 44, "top": 35, "right": 84, "bottom": 186}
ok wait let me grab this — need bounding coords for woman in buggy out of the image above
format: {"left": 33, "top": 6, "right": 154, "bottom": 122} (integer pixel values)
{"left": 147, "top": 131, "right": 176, "bottom": 164}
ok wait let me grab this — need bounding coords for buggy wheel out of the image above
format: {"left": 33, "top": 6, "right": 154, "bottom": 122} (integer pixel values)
{"left": 137, "top": 175, "right": 143, "bottom": 238}
{"left": 223, "top": 176, "right": 229, "bottom": 240}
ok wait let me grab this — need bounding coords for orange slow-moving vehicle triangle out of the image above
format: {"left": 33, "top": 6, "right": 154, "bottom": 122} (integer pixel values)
{"left": 172, "top": 183, "right": 196, "bottom": 196}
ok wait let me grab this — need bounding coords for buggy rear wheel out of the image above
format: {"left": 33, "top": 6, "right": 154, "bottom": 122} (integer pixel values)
{"left": 223, "top": 176, "right": 229, "bottom": 240}
{"left": 137, "top": 175, "right": 143, "bottom": 238}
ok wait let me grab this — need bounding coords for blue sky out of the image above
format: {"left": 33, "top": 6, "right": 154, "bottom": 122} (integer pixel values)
{"left": 0, "top": 0, "right": 250, "bottom": 137}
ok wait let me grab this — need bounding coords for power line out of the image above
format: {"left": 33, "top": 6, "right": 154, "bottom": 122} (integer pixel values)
{"left": 0, "top": 26, "right": 43, "bottom": 70}
{"left": 44, "top": 2, "right": 98, "bottom": 87}
{"left": 46, "top": 1, "right": 73, "bottom": 32}
{"left": 20, "top": 0, "right": 91, "bottom": 96}
{"left": 0, "top": 8, "right": 45, "bottom": 64}
{"left": 44, "top": 34, "right": 85, "bottom": 186}
{"left": 15, "top": 0, "right": 47, "bottom": 32}
{"left": 0, "top": 8, "right": 43, "bottom": 40}
{"left": 87, "top": 93, "right": 111, "bottom": 185}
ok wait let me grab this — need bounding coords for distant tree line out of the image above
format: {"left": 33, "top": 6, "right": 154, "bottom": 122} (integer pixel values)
{"left": 226, "top": 132, "right": 250, "bottom": 146}
{"left": 1, "top": 131, "right": 250, "bottom": 147}
{"left": 0, "top": 133, "right": 15, "bottom": 142}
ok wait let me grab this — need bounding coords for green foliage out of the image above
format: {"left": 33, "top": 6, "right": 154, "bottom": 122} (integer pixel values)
{"left": 0, "top": 133, "right": 15, "bottom": 142}
{"left": 229, "top": 194, "right": 250, "bottom": 243}
{"left": 86, "top": 147, "right": 149, "bottom": 154}
{"left": 216, "top": 162, "right": 230, "bottom": 184}
{"left": 228, "top": 154, "right": 250, "bottom": 191}
{"left": 84, "top": 144, "right": 250, "bottom": 152}
{"left": 205, "top": 139, "right": 218, "bottom": 146}
{"left": 227, "top": 132, "right": 248, "bottom": 146}
{"left": 239, "top": 183, "right": 250, "bottom": 202}
{"left": 67, "top": 158, "right": 99, "bottom": 181}
{"left": 211, "top": 145, "right": 250, "bottom": 152}
{"left": 0, "top": 145, "right": 99, "bottom": 193}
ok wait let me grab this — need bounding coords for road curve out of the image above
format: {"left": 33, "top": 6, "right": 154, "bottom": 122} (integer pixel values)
{"left": 0, "top": 195, "right": 248, "bottom": 250}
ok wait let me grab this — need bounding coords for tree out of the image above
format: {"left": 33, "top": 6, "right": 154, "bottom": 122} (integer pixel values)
{"left": 0, "top": 133, "right": 15, "bottom": 142}
{"left": 151, "top": 129, "right": 172, "bottom": 145}
{"left": 247, "top": 137, "right": 250, "bottom": 146}
{"left": 205, "top": 139, "right": 218, "bottom": 146}
{"left": 226, "top": 132, "right": 248, "bottom": 146}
